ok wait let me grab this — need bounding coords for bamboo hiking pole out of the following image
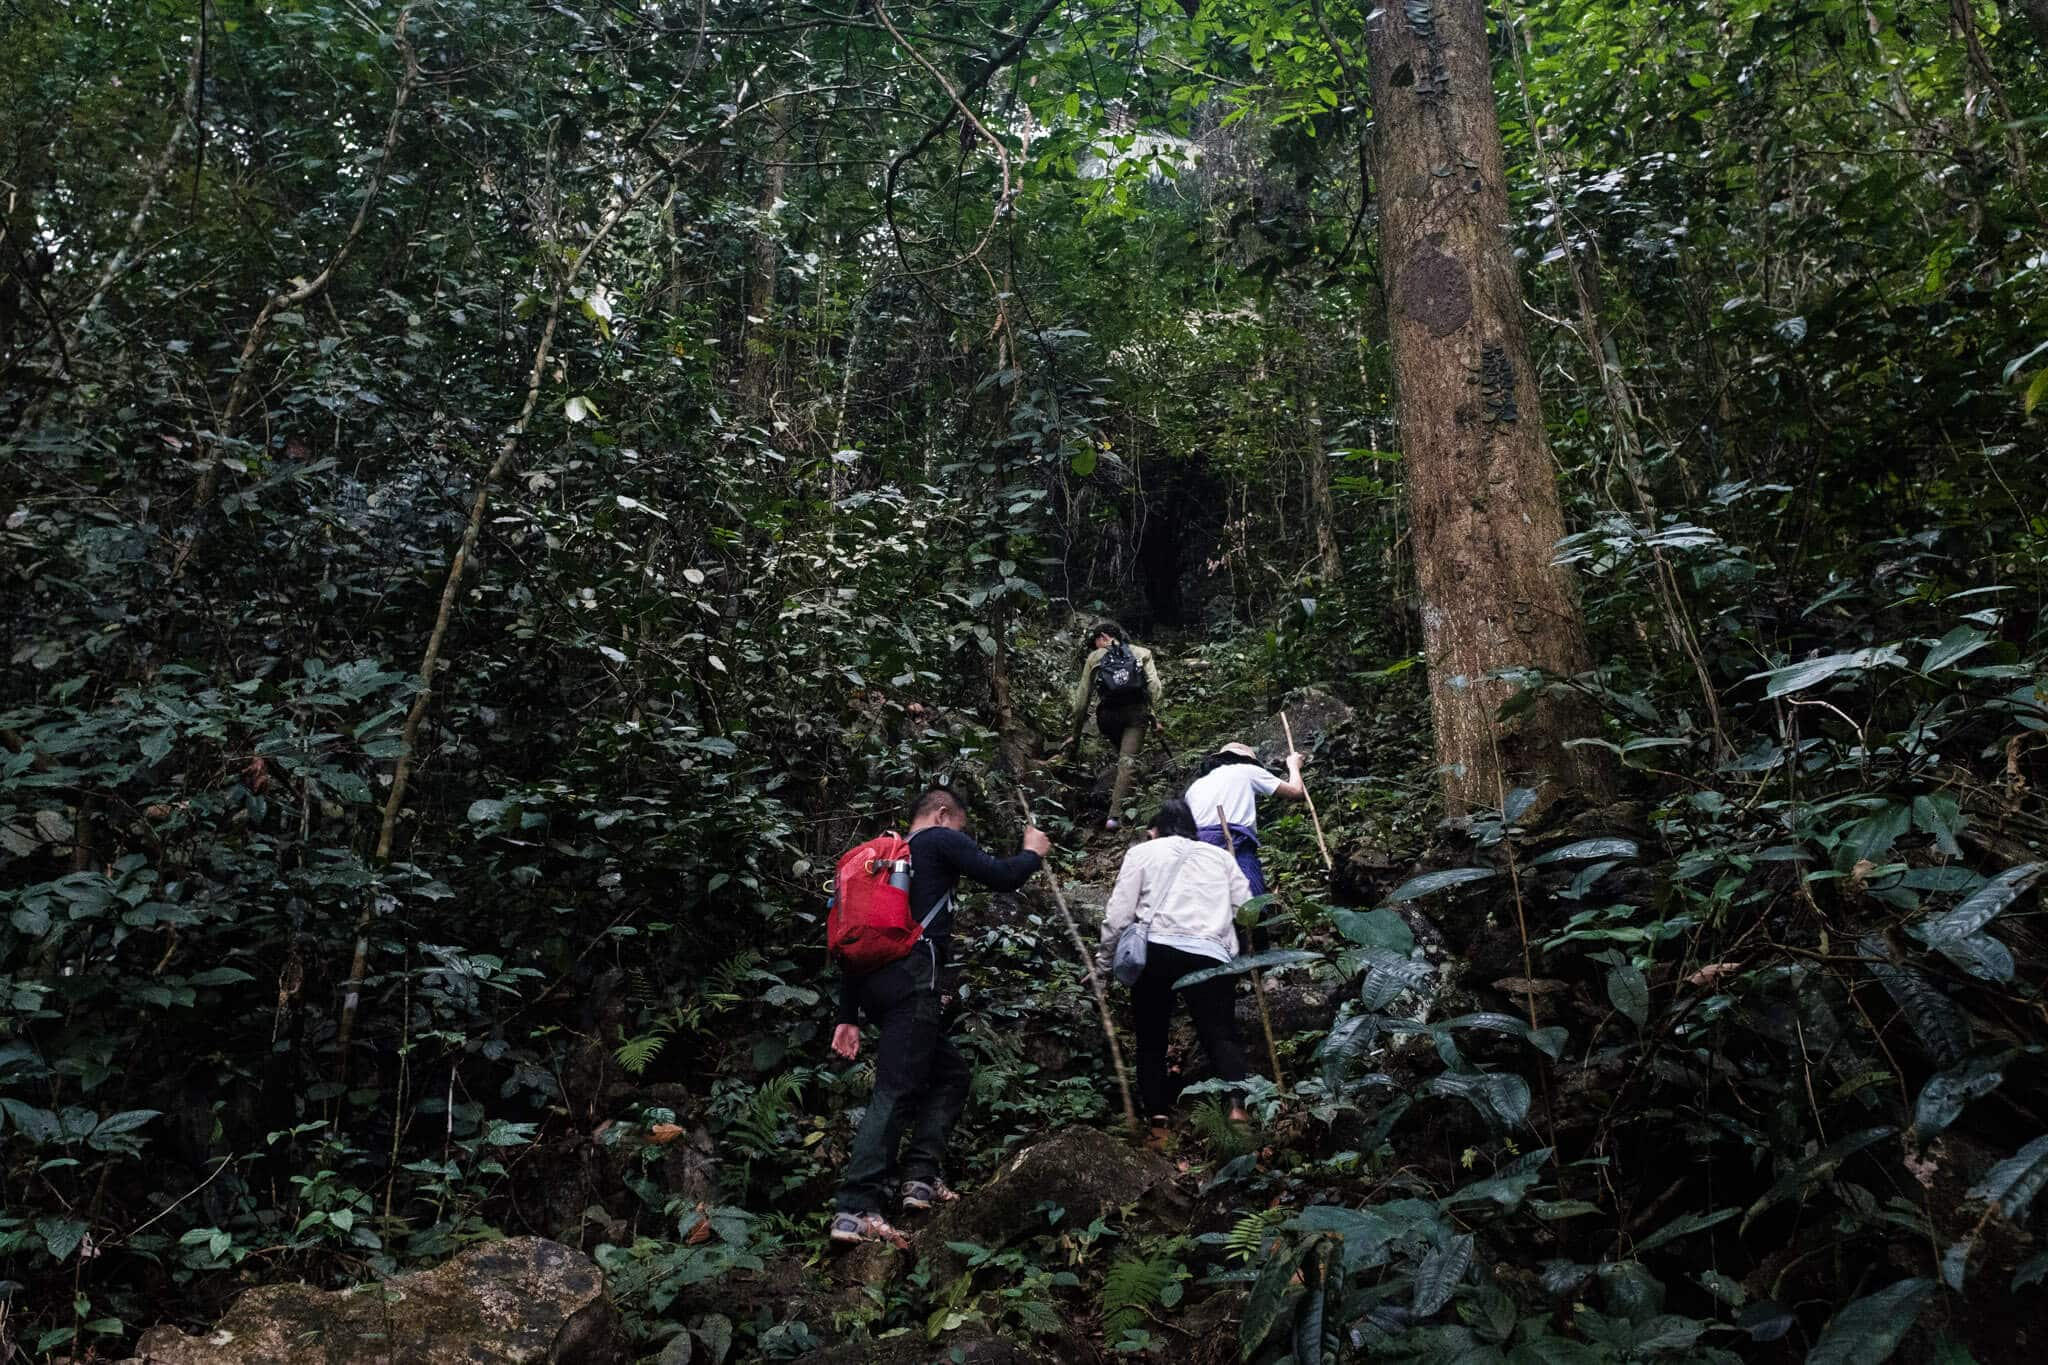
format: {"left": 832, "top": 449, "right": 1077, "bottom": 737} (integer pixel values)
{"left": 1015, "top": 790, "right": 1140, "bottom": 1134}
{"left": 1281, "top": 712, "right": 1334, "bottom": 873}
{"left": 1215, "top": 809, "right": 1286, "bottom": 1093}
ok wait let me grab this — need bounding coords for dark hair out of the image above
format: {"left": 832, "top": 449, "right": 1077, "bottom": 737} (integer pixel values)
{"left": 1195, "top": 751, "right": 1268, "bottom": 779}
{"left": 1148, "top": 798, "right": 1199, "bottom": 840}
{"left": 1087, "top": 620, "right": 1126, "bottom": 647}
{"left": 909, "top": 787, "right": 964, "bottom": 824}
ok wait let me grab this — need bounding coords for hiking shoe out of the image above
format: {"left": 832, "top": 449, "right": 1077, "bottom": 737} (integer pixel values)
{"left": 829, "top": 1211, "right": 909, "bottom": 1247}
{"left": 899, "top": 1177, "right": 960, "bottom": 1211}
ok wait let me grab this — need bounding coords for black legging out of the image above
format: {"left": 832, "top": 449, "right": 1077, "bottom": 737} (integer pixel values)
{"left": 1132, "top": 942, "right": 1251, "bottom": 1117}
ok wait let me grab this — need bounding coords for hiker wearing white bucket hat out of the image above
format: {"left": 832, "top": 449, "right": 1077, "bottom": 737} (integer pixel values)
{"left": 1181, "top": 740, "right": 1305, "bottom": 898}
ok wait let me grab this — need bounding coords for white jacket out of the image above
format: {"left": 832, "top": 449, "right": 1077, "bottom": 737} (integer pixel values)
{"left": 1098, "top": 835, "right": 1251, "bottom": 966}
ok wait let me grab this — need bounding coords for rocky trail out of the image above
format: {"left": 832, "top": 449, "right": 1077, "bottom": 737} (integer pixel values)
{"left": 119, "top": 681, "right": 1439, "bottom": 1365}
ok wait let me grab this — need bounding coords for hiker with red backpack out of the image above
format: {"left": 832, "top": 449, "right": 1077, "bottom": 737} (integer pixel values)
{"left": 1056, "top": 621, "right": 1163, "bottom": 831}
{"left": 825, "top": 787, "right": 1051, "bottom": 1246}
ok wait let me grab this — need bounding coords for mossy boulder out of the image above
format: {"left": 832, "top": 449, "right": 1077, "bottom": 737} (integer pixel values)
{"left": 1244, "top": 686, "right": 1357, "bottom": 769}
{"left": 127, "top": 1237, "right": 616, "bottom": 1364}
{"left": 913, "top": 1125, "right": 1179, "bottom": 1284}
{"left": 793, "top": 1332, "right": 1056, "bottom": 1364}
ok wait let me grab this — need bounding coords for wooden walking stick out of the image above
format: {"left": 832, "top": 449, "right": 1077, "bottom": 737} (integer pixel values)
{"left": 1280, "top": 712, "right": 1334, "bottom": 873}
{"left": 1015, "top": 789, "right": 1141, "bottom": 1134}
{"left": 1215, "top": 809, "right": 1286, "bottom": 1093}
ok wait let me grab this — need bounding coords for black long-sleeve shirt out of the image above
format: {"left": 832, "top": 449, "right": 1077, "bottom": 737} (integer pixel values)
{"left": 834, "top": 826, "right": 1042, "bottom": 1025}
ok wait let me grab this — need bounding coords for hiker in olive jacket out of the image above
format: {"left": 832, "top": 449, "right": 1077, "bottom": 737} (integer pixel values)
{"left": 1056, "top": 621, "right": 1163, "bottom": 830}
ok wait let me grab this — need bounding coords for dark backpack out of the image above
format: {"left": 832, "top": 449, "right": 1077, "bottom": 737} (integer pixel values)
{"left": 1094, "top": 640, "right": 1148, "bottom": 702}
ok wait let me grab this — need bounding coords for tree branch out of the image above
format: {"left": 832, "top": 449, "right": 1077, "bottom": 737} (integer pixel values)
{"left": 173, "top": 3, "right": 421, "bottom": 581}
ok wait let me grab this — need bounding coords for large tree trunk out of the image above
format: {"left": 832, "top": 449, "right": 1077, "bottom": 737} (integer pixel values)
{"left": 1302, "top": 393, "right": 1344, "bottom": 582}
{"left": 744, "top": 97, "right": 789, "bottom": 408}
{"left": 1364, "top": 0, "right": 1608, "bottom": 815}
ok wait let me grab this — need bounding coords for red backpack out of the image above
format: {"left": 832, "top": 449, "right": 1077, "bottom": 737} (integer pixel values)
{"left": 827, "top": 833, "right": 945, "bottom": 974}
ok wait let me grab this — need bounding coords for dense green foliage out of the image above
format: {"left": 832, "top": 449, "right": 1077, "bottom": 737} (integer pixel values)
{"left": 2, "top": 0, "right": 2046, "bottom": 1360}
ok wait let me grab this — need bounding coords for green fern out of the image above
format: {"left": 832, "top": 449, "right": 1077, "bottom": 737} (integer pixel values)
{"left": 1223, "top": 1208, "right": 1286, "bottom": 1262}
{"left": 727, "top": 1070, "right": 804, "bottom": 1155}
{"left": 613, "top": 1031, "right": 667, "bottom": 1075}
{"left": 1188, "top": 1096, "right": 1256, "bottom": 1156}
{"left": 703, "top": 949, "right": 767, "bottom": 1007}
{"left": 1102, "top": 1251, "right": 1184, "bottom": 1334}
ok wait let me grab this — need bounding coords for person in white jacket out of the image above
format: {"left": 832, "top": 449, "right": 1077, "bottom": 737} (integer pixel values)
{"left": 1099, "top": 798, "right": 1256, "bottom": 1125}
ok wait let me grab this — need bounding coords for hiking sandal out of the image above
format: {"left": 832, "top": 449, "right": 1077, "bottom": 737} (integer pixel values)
{"left": 899, "top": 1177, "right": 960, "bottom": 1211}
{"left": 828, "top": 1211, "right": 909, "bottom": 1248}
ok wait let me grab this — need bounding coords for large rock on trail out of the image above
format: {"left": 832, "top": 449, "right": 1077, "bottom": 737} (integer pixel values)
{"left": 1244, "top": 685, "right": 1357, "bottom": 769}
{"left": 793, "top": 1333, "right": 1057, "bottom": 1365}
{"left": 915, "top": 1126, "right": 1180, "bottom": 1282}
{"left": 127, "top": 1237, "right": 616, "bottom": 1364}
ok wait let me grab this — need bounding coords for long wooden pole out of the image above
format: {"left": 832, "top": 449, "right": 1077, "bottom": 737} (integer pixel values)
{"left": 1215, "top": 808, "right": 1286, "bottom": 1093}
{"left": 1281, "top": 713, "right": 1334, "bottom": 872}
{"left": 1015, "top": 790, "right": 1139, "bottom": 1133}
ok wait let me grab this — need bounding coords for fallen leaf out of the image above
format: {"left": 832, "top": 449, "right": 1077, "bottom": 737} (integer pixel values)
{"left": 1686, "top": 962, "right": 1742, "bottom": 988}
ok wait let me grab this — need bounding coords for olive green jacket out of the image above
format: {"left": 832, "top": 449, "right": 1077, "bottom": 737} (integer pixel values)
{"left": 1068, "top": 643, "right": 1163, "bottom": 741}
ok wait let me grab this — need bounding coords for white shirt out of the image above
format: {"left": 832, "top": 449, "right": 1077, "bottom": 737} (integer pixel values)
{"left": 1098, "top": 836, "right": 1251, "bottom": 965}
{"left": 1183, "top": 762, "right": 1281, "bottom": 830}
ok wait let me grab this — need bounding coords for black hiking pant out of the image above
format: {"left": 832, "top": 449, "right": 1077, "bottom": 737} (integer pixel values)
{"left": 835, "top": 944, "right": 971, "bottom": 1213}
{"left": 1132, "top": 942, "right": 1250, "bottom": 1118}
{"left": 1095, "top": 698, "right": 1150, "bottom": 821}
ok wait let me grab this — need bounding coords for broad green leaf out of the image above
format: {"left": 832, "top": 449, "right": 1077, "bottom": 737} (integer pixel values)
{"left": 1839, "top": 804, "right": 1910, "bottom": 863}
{"left": 1931, "top": 931, "right": 2014, "bottom": 983}
{"left": 1529, "top": 837, "right": 1638, "bottom": 865}
{"left": 1940, "top": 1237, "right": 1971, "bottom": 1292}
{"left": 1413, "top": 1233, "right": 1474, "bottom": 1316}
{"left": 1442, "top": 1149, "right": 1552, "bottom": 1211}
{"left": 1426, "top": 1071, "right": 1530, "bottom": 1129}
{"left": 1911, "top": 795, "right": 1964, "bottom": 856}
{"left": 1387, "top": 867, "right": 1497, "bottom": 901}
{"left": 1860, "top": 940, "right": 1969, "bottom": 1066}
{"left": 90, "top": 1108, "right": 161, "bottom": 1137}
{"left": 1922, "top": 626, "right": 1989, "bottom": 673}
{"left": 0, "top": 1097, "right": 60, "bottom": 1144}
{"left": 1747, "top": 646, "right": 1903, "bottom": 698}
{"left": 1913, "top": 1059, "right": 2003, "bottom": 1139}
{"left": 1172, "top": 948, "right": 1322, "bottom": 989}
{"left": 1330, "top": 907, "right": 1414, "bottom": 953}
{"left": 37, "top": 1215, "right": 88, "bottom": 1262}
{"left": 1434, "top": 1012, "right": 1567, "bottom": 1060}
{"left": 1805, "top": 1278, "right": 1932, "bottom": 1365}
{"left": 1606, "top": 961, "right": 1648, "bottom": 1030}
{"left": 1968, "top": 1133, "right": 2048, "bottom": 1221}
{"left": 1916, "top": 863, "right": 2043, "bottom": 946}
{"left": 1291, "top": 1238, "right": 1334, "bottom": 1365}
{"left": 1358, "top": 947, "right": 1437, "bottom": 1010}
{"left": 1241, "top": 1237, "right": 1307, "bottom": 1357}
{"left": 1632, "top": 1206, "right": 1738, "bottom": 1255}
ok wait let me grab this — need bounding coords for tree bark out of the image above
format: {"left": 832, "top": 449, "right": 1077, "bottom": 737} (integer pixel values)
{"left": 1364, "top": 0, "right": 1608, "bottom": 814}
{"left": 1302, "top": 392, "right": 1344, "bottom": 582}
{"left": 744, "top": 97, "right": 789, "bottom": 408}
